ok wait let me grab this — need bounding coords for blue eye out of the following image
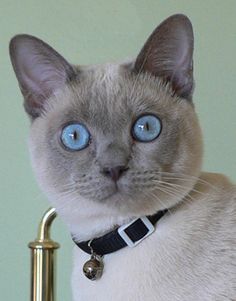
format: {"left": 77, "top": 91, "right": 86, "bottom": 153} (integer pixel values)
{"left": 132, "top": 114, "right": 162, "bottom": 142}
{"left": 61, "top": 123, "right": 90, "bottom": 151}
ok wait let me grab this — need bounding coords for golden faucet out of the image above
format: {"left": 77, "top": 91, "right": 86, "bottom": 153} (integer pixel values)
{"left": 29, "top": 208, "right": 60, "bottom": 301}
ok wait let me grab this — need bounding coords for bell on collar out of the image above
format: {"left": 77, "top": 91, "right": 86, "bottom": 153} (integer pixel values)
{"left": 83, "top": 253, "right": 104, "bottom": 281}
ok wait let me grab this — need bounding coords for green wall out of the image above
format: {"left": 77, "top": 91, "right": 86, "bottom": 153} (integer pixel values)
{"left": 1, "top": 1, "right": 236, "bottom": 300}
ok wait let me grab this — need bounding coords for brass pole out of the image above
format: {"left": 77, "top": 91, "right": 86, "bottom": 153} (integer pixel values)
{"left": 28, "top": 207, "right": 60, "bottom": 301}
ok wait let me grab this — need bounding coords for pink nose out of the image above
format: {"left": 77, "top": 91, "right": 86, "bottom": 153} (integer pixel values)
{"left": 102, "top": 166, "right": 128, "bottom": 182}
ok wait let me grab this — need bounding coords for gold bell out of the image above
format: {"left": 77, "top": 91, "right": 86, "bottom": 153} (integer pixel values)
{"left": 83, "top": 253, "right": 104, "bottom": 280}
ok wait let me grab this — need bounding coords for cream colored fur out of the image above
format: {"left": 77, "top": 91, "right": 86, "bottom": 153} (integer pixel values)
{"left": 71, "top": 172, "right": 236, "bottom": 301}
{"left": 9, "top": 14, "right": 236, "bottom": 301}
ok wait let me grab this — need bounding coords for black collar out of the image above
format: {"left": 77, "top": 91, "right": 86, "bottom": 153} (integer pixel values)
{"left": 72, "top": 209, "right": 168, "bottom": 256}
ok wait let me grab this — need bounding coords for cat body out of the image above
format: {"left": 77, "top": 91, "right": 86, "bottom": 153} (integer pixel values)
{"left": 9, "top": 14, "right": 236, "bottom": 300}
{"left": 72, "top": 172, "right": 236, "bottom": 301}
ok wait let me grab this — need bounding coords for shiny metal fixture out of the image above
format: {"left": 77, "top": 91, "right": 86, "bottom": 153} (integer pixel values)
{"left": 83, "top": 253, "right": 104, "bottom": 280}
{"left": 28, "top": 207, "right": 60, "bottom": 301}
{"left": 82, "top": 240, "right": 104, "bottom": 281}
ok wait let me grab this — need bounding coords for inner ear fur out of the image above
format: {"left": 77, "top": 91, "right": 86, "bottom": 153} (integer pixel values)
{"left": 9, "top": 34, "right": 76, "bottom": 119}
{"left": 134, "top": 14, "right": 194, "bottom": 100}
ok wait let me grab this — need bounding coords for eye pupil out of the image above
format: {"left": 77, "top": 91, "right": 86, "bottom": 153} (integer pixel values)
{"left": 73, "top": 131, "right": 78, "bottom": 140}
{"left": 145, "top": 122, "right": 150, "bottom": 131}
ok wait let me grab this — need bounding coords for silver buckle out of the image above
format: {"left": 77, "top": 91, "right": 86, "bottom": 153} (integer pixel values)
{"left": 118, "top": 216, "right": 155, "bottom": 248}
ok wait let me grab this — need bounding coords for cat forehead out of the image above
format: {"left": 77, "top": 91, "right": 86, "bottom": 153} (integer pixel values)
{"left": 90, "top": 63, "right": 121, "bottom": 86}
{"left": 79, "top": 62, "right": 130, "bottom": 99}
{"left": 73, "top": 63, "right": 131, "bottom": 125}
{"left": 45, "top": 62, "right": 179, "bottom": 131}
{"left": 76, "top": 62, "right": 174, "bottom": 109}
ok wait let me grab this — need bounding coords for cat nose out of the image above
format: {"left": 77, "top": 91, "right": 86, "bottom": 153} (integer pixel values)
{"left": 102, "top": 166, "right": 128, "bottom": 182}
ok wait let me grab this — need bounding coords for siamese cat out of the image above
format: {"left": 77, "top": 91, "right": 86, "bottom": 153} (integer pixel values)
{"left": 10, "top": 14, "right": 236, "bottom": 300}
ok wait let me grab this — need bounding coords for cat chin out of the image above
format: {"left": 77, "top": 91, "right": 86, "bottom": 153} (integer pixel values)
{"left": 33, "top": 168, "right": 198, "bottom": 241}
{"left": 49, "top": 185, "right": 183, "bottom": 218}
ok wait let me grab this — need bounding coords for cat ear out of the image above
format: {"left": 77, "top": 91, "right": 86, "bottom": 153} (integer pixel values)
{"left": 134, "top": 14, "right": 194, "bottom": 99}
{"left": 9, "top": 34, "right": 76, "bottom": 118}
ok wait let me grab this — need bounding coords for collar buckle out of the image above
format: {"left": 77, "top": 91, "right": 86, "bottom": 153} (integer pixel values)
{"left": 118, "top": 216, "right": 155, "bottom": 248}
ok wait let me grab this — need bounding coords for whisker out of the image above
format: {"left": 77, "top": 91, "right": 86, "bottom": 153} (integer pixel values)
{"left": 143, "top": 190, "right": 174, "bottom": 216}
{"left": 150, "top": 186, "right": 184, "bottom": 211}
{"left": 160, "top": 172, "right": 218, "bottom": 191}
{"left": 155, "top": 182, "right": 198, "bottom": 206}
{"left": 155, "top": 179, "right": 207, "bottom": 197}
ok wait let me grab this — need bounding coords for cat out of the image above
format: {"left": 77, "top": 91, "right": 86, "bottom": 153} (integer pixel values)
{"left": 9, "top": 14, "right": 236, "bottom": 300}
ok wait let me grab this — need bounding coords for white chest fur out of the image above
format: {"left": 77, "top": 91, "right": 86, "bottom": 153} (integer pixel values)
{"left": 71, "top": 195, "right": 236, "bottom": 301}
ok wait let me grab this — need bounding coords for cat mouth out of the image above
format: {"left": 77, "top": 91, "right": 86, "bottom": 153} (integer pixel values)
{"left": 102, "top": 186, "right": 120, "bottom": 201}
{"left": 101, "top": 179, "right": 127, "bottom": 198}
{"left": 99, "top": 183, "right": 132, "bottom": 203}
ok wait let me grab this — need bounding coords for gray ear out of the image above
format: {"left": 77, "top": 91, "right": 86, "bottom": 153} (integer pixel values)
{"left": 135, "top": 14, "right": 194, "bottom": 99}
{"left": 9, "top": 34, "right": 76, "bottom": 118}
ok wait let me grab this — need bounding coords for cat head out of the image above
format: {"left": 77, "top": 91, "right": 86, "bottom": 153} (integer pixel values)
{"left": 9, "top": 14, "right": 203, "bottom": 227}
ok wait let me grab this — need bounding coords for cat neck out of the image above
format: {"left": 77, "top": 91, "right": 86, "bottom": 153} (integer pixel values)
{"left": 53, "top": 172, "right": 229, "bottom": 242}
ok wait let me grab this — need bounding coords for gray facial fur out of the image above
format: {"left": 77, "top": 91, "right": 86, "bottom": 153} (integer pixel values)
{"left": 9, "top": 14, "right": 203, "bottom": 216}
{"left": 28, "top": 67, "right": 202, "bottom": 217}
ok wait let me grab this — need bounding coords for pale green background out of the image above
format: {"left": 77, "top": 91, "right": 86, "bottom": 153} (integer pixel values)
{"left": 1, "top": 1, "right": 236, "bottom": 300}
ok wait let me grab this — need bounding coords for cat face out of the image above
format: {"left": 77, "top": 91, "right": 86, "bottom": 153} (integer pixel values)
{"left": 10, "top": 14, "right": 203, "bottom": 217}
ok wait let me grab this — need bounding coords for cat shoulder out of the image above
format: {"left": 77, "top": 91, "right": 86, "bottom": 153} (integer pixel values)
{"left": 200, "top": 171, "right": 235, "bottom": 191}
